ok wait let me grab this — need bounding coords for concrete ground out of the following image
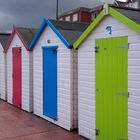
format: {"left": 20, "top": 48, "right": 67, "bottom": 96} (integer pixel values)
{"left": 0, "top": 100, "right": 86, "bottom": 140}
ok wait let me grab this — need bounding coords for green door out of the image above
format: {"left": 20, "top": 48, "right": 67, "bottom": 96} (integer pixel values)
{"left": 95, "top": 37, "right": 128, "bottom": 140}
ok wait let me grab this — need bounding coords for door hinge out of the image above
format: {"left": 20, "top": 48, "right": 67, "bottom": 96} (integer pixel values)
{"left": 95, "top": 128, "right": 100, "bottom": 136}
{"left": 51, "top": 48, "right": 57, "bottom": 53}
{"left": 117, "top": 92, "right": 129, "bottom": 98}
{"left": 117, "top": 44, "right": 129, "bottom": 49}
{"left": 18, "top": 48, "right": 22, "bottom": 53}
{"left": 95, "top": 46, "right": 99, "bottom": 53}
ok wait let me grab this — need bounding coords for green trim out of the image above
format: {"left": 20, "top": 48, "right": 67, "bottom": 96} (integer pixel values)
{"left": 109, "top": 7, "right": 140, "bottom": 34}
{"left": 73, "top": 9, "right": 106, "bottom": 49}
{"left": 73, "top": 6, "right": 140, "bottom": 49}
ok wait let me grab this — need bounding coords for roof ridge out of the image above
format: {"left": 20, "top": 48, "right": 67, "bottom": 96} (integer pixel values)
{"left": 110, "top": 4, "right": 140, "bottom": 12}
{"left": 16, "top": 27, "right": 37, "bottom": 30}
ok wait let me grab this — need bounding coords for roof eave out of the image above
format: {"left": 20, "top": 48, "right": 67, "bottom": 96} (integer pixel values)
{"left": 109, "top": 7, "right": 140, "bottom": 34}
{"left": 73, "top": 6, "right": 140, "bottom": 49}
{"left": 73, "top": 9, "right": 106, "bottom": 49}
{"left": 4, "top": 27, "right": 16, "bottom": 53}
{"left": 47, "top": 19, "right": 71, "bottom": 49}
{"left": 29, "top": 18, "right": 47, "bottom": 49}
{"left": 4, "top": 27, "right": 29, "bottom": 53}
{"left": 29, "top": 18, "right": 71, "bottom": 49}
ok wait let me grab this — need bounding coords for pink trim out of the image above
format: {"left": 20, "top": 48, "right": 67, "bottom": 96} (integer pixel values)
{"left": 4, "top": 27, "right": 15, "bottom": 53}
{"left": 4, "top": 26, "right": 30, "bottom": 53}
{"left": 16, "top": 30, "right": 29, "bottom": 51}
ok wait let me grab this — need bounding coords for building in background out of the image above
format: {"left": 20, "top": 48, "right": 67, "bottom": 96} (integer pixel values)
{"left": 90, "top": 5, "right": 103, "bottom": 20}
{"left": 58, "top": 6, "right": 103, "bottom": 23}
{"left": 105, "top": 0, "right": 140, "bottom": 8}
{"left": 58, "top": 0, "right": 140, "bottom": 24}
{"left": 127, "top": 0, "right": 140, "bottom": 8}
{"left": 58, "top": 7, "right": 91, "bottom": 23}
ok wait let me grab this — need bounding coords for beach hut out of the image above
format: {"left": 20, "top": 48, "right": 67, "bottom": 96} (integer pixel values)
{"left": 74, "top": 4, "right": 140, "bottom": 140}
{"left": 4, "top": 27, "right": 37, "bottom": 112}
{"left": 29, "top": 19, "right": 88, "bottom": 130}
{"left": 0, "top": 33, "right": 10, "bottom": 101}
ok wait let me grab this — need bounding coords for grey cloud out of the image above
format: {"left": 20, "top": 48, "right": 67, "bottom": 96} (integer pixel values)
{"left": 0, "top": 0, "right": 102, "bottom": 32}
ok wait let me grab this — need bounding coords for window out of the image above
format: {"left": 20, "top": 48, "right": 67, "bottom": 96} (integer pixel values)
{"left": 59, "top": 18, "right": 63, "bottom": 21}
{"left": 73, "top": 13, "right": 78, "bottom": 22}
{"left": 65, "top": 16, "right": 70, "bottom": 21}
{"left": 92, "top": 12, "right": 98, "bottom": 20}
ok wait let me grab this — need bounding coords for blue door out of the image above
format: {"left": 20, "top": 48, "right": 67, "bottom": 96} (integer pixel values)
{"left": 42, "top": 46, "right": 58, "bottom": 120}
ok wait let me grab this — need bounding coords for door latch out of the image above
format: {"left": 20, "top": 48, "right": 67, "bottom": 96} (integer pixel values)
{"left": 117, "top": 44, "right": 129, "bottom": 49}
{"left": 95, "top": 46, "right": 99, "bottom": 53}
{"left": 95, "top": 128, "right": 100, "bottom": 136}
{"left": 117, "top": 92, "right": 129, "bottom": 98}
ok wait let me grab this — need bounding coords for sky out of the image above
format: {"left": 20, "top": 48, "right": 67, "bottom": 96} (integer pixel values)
{"left": 0, "top": 0, "right": 102, "bottom": 32}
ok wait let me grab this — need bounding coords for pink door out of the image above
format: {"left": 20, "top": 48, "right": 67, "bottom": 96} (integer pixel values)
{"left": 12, "top": 47, "right": 22, "bottom": 108}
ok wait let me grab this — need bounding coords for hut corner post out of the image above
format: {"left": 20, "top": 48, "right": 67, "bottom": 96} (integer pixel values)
{"left": 104, "top": 3, "right": 109, "bottom": 15}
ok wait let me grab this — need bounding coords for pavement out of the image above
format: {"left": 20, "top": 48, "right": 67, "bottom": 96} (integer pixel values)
{"left": 0, "top": 100, "right": 86, "bottom": 140}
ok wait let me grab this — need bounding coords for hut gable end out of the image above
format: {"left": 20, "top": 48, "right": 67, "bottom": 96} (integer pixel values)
{"left": 78, "top": 14, "right": 140, "bottom": 139}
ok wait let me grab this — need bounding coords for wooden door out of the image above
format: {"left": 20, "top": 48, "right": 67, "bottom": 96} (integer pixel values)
{"left": 12, "top": 47, "right": 22, "bottom": 108}
{"left": 95, "top": 37, "right": 128, "bottom": 140}
{"left": 43, "top": 46, "right": 58, "bottom": 120}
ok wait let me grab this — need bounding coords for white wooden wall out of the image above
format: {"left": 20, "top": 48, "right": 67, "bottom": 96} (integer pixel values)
{"left": 0, "top": 44, "right": 6, "bottom": 100}
{"left": 78, "top": 16, "right": 140, "bottom": 140}
{"left": 33, "top": 26, "right": 78, "bottom": 130}
{"left": 6, "top": 34, "right": 33, "bottom": 112}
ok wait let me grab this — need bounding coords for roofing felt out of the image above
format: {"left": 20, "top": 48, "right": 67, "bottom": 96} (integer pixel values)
{"left": 16, "top": 27, "right": 38, "bottom": 46}
{"left": 50, "top": 20, "right": 89, "bottom": 45}
{"left": 90, "top": 5, "right": 103, "bottom": 12}
{"left": 110, "top": 5, "right": 140, "bottom": 24}
{"left": 0, "top": 33, "right": 10, "bottom": 48}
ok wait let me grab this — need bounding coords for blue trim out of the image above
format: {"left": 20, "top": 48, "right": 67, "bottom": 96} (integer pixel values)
{"left": 29, "top": 18, "right": 71, "bottom": 49}
{"left": 47, "top": 20, "right": 70, "bottom": 48}
{"left": 29, "top": 19, "right": 47, "bottom": 49}
{"left": 42, "top": 46, "right": 58, "bottom": 49}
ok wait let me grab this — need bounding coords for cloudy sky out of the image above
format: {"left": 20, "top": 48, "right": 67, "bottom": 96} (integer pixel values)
{"left": 0, "top": 0, "right": 102, "bottom": 32}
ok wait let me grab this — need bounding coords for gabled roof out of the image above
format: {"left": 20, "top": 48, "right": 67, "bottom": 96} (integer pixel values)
{"left": 4, "top": 27, "right": 37, "bottom": 53}
{"left": 74, "top": 5, "right": 140, "bottom": 49}
{"left": 16, "top": 28, "right": 37, "bottom": 47}
{"left": 111, "top": 5, "right": 140, "bottom": 24}
{"left": 29, "top": 18, "right": 89, "bottom": 49}
{"left": 0, "top": 33, "right": 10, "bottom": 48}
